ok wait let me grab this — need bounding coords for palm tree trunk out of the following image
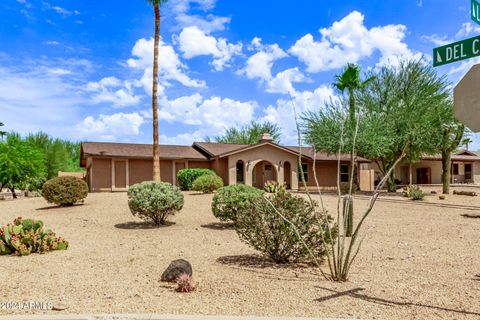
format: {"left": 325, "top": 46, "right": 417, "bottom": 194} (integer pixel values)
{"left": 152, "top": 4, "right": 161, "bottom": 181}
{"left": 348, "top": 90, "right": 358, "bottom": 191}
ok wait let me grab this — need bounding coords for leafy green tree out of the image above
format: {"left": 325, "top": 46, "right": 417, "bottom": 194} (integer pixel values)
{"left": 0, "top": 121, "right": 6, "bottom": 140}
{"left": 146, "top": 0, "right": 168, "bottom": 181}
{"left": 209, "top": 121, "right": 282, "bottom": 145}
{"left": 304, "top": 60, "right": 452, "bottom": 192}
{"left": 24, "top": 132, "right": 82, "bottom": 180}
{"left": 0, "top": 134, "right": 46, "bottom": 198}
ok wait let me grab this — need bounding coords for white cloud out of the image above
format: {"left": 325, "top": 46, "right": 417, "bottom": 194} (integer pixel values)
{"left": 266, "top": 67, "right": 308, "bottom": 95}
{"left": 126, "top": 37, "right": 206, "bottom": 95}
{"left": 289, "top": 11, "right": 417, "bottom": 72}
{"left": 168, "top": 0, "right": 230, "bottom": 33}
{"left": 239, "top": 38, "right": 288, "bottom": 81}
{"left": 262, "top": 85, "right": 336, "bottom": 144}
{"left": 178, "top": 26, "right": 242, "bottom": 71}
{"left": 455, "top": 22, "right": 480, "bottom": 39}
{"left": 76, "top": 112, "right": 144, "bottom": 141}
{"left": 86, "top": 77, "right": 142, "bottom": 108}
{"left": 421, "top": 34, "right": 450, "bottom": 46}
{"left": 158, "top": 94, "right": 257, "bottom": 130}
{"left": 0, "top": 63, "right": 87, "bottom": 139}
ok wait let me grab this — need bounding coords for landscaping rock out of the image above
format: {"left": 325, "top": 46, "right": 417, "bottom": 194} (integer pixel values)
{"left": 453, "top": 190, "right": 477, "bottom": 196}
{"left": 52, "top": 304, "right": 68, "bottom": 311}
{"left": 161, "top": 259, "right": 192, "bottom": 282}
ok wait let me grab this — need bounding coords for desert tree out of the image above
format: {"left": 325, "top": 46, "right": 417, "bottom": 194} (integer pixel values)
{"left": 208, "top": 120, "right": 282, "bottom": 145}
{"left": 24, "top": 132, "right": 83, "bottom": 180}
{"left": 358, "top": 59, "right": 451, "bottom": 191}
{"left": 146, "top": 0, "right": 168, "bottom": 181}
{"left": 0, "top": 134, "right": 46, "bottom": 197}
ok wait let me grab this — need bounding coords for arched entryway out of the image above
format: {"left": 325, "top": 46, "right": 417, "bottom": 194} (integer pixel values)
{"left": 236, "top": 160, "right": 245, "bottom": 183}
{"left": 283, "top": 161, "right": 291, "bottom": 189}
{"left": 252, "top": 160, "right": 277, "bottom": 189}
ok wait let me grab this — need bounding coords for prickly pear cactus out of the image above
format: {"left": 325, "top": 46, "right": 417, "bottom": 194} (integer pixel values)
{"left": 0, "top": 217, "right": 68, "bottom": 256}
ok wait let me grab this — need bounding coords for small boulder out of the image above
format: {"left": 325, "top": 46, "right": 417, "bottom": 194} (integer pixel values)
{"left": 161, "top": 259, "right": 192, "bottom": 282}
{"left": 430, "top": 191, "right": 437, "bottom": 195}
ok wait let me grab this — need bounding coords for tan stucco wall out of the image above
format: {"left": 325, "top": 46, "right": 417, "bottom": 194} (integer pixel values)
{"left": 212, "top": 157, "right": 229, "bottom": 185}
{"left": 475, "top": 162, "right": 480, "bottom": 184}
{"left": 305, "top": 161, "right": 348, "bottom": 187}
{"left": 129, "top": 159, "right": 153, "bottom": 185}
{"left": 226, "top": 144, "right": 299, "bottom": 190}
{"left": 91, "top": 158, "right": 112, "bottom": 192}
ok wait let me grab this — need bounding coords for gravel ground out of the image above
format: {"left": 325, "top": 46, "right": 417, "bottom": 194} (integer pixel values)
{"left": 0, "top": 190, "right": 479, "bottom": 319}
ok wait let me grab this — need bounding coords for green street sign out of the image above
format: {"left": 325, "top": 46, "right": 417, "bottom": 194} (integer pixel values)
{"left": 433, "top": 35, "right": 480, "bottom": 67}
{"left": 472, "top": 0, "right": 480, "bottom": 25}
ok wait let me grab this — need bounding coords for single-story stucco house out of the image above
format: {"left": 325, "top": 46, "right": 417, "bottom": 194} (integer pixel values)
{"left": 392, "top": 150, "right": 480, "bottom": 185}
{"left": 80, "top": 134, "right": 372, "bottom": 192}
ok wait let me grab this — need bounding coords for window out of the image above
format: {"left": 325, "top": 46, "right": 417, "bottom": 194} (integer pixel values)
{"left": 453, "top": 163, "right": 459, "bottom": 175}
{"left": 236, "top": 161, "right": 244, "bottom": 183}
{"left": 298, "top": 163, "right": 308, "bottom": 182}
{"left": 340, "top": 164, "right": 349, "bottom": 183}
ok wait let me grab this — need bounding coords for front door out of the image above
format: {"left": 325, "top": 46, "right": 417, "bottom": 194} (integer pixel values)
{"left": 416, "top": 167, "right": 430, "bottom": 184}
{"left": 114, "top": 160, "right": 127, "bottom": 190}
{"left": 465, "top": 163, "right": 472, "bottom": 181}
{"left": 263, "top": 163, "right": 275, "bottom": 184}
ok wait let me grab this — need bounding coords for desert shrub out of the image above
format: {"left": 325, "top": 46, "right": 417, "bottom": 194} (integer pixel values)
{"left": 0, "top": 217, "right": 68, "bottom": 256}
{"left": 263, "top": 181, "right": 286, "bottom": 193}
{"left": 235, "top": 192, "right": 336, "bottom": 263}
{"left": 127, "top": 181, "right": 184, "bottom": 226}
{"left": 177, "top": 169, "right": 215, "bottom": 191}
{"left": 211, "top": 184, "right": 264, "bottom": 222}
{"left": 192, "top": 174, "right": 223, "bottom": 193}
{"left": 42, "top": 176, "right": 88, "bottom": 206}
{"left": 403, "top": 185, "right": 425, "bottom": 200}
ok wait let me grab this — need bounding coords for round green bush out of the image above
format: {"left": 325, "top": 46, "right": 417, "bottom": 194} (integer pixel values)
{"left": 42, "top": 176, "right": 88, "bottom": 206}
{"left": 211, "top": 184, "right": 264, "bottom": 222}
{"left": 127, "top": 181, "right": 184, "bottom": 226}
{"left": 235, "top": 192, "right": 336, "bottom": 264}
{"left": 177, "top": 168, "right": 215, "bottom": 191}
{"left": 192, "top": 174, "right": 224, "bottom": 194}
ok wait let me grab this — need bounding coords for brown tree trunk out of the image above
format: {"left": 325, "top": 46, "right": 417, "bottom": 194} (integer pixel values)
{"left": 152, "top": 4, "right": 161, "bottom": 181}
{"left": 387, "top": 173, "right": 396, "bottom": 192}
{"left": 9, "top": 186, "right": 16, "bottom": 199}
{"left": 441, "top": 151, "right": 451, "bottom": 194}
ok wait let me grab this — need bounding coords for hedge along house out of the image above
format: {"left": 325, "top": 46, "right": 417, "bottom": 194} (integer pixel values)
{"left": 80, "top": 133, "right": 373, "bottom": 192}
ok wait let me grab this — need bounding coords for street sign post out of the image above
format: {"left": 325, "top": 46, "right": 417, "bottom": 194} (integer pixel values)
{"left": 454, "top": 64, "right": 480, "bottom": 132}
{"left": 472, "top": 0, "right": 480, "bottom": 25}
{"left": 433, "top": 35, "right": 480, "bottom": 67}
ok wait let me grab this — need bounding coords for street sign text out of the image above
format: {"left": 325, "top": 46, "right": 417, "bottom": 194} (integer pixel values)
{"left": 433, "top": 35, "right": 480, "bottom": 67}
{"left": 472, "top": 0, "right": 480, "bottom": 25}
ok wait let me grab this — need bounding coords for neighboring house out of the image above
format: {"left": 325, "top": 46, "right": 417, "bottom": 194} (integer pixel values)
{"left": 80, "top": 134, "right": 371, "bottom": 192}
{"left": 372, "top": 150, "right": 480, "bottom": 185}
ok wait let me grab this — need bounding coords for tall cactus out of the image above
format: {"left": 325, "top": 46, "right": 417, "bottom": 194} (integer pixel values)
{"left": 343, "top": 195, "right": 354, "bottom": 237}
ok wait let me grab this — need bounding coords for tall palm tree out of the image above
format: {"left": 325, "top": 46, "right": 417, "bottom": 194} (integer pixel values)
{"left": 146, "top": 0, "right": 168, "bottom": 181}
{"left": 333, "top": 64, "right": 374, "bottom": 237}
{"left": 334, "top": 64, "right": 375, "bottom": 179}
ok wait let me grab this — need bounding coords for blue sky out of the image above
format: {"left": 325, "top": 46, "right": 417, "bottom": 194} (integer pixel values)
{"left": 1, "top": 0, "right": 480, "bottom": 148}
